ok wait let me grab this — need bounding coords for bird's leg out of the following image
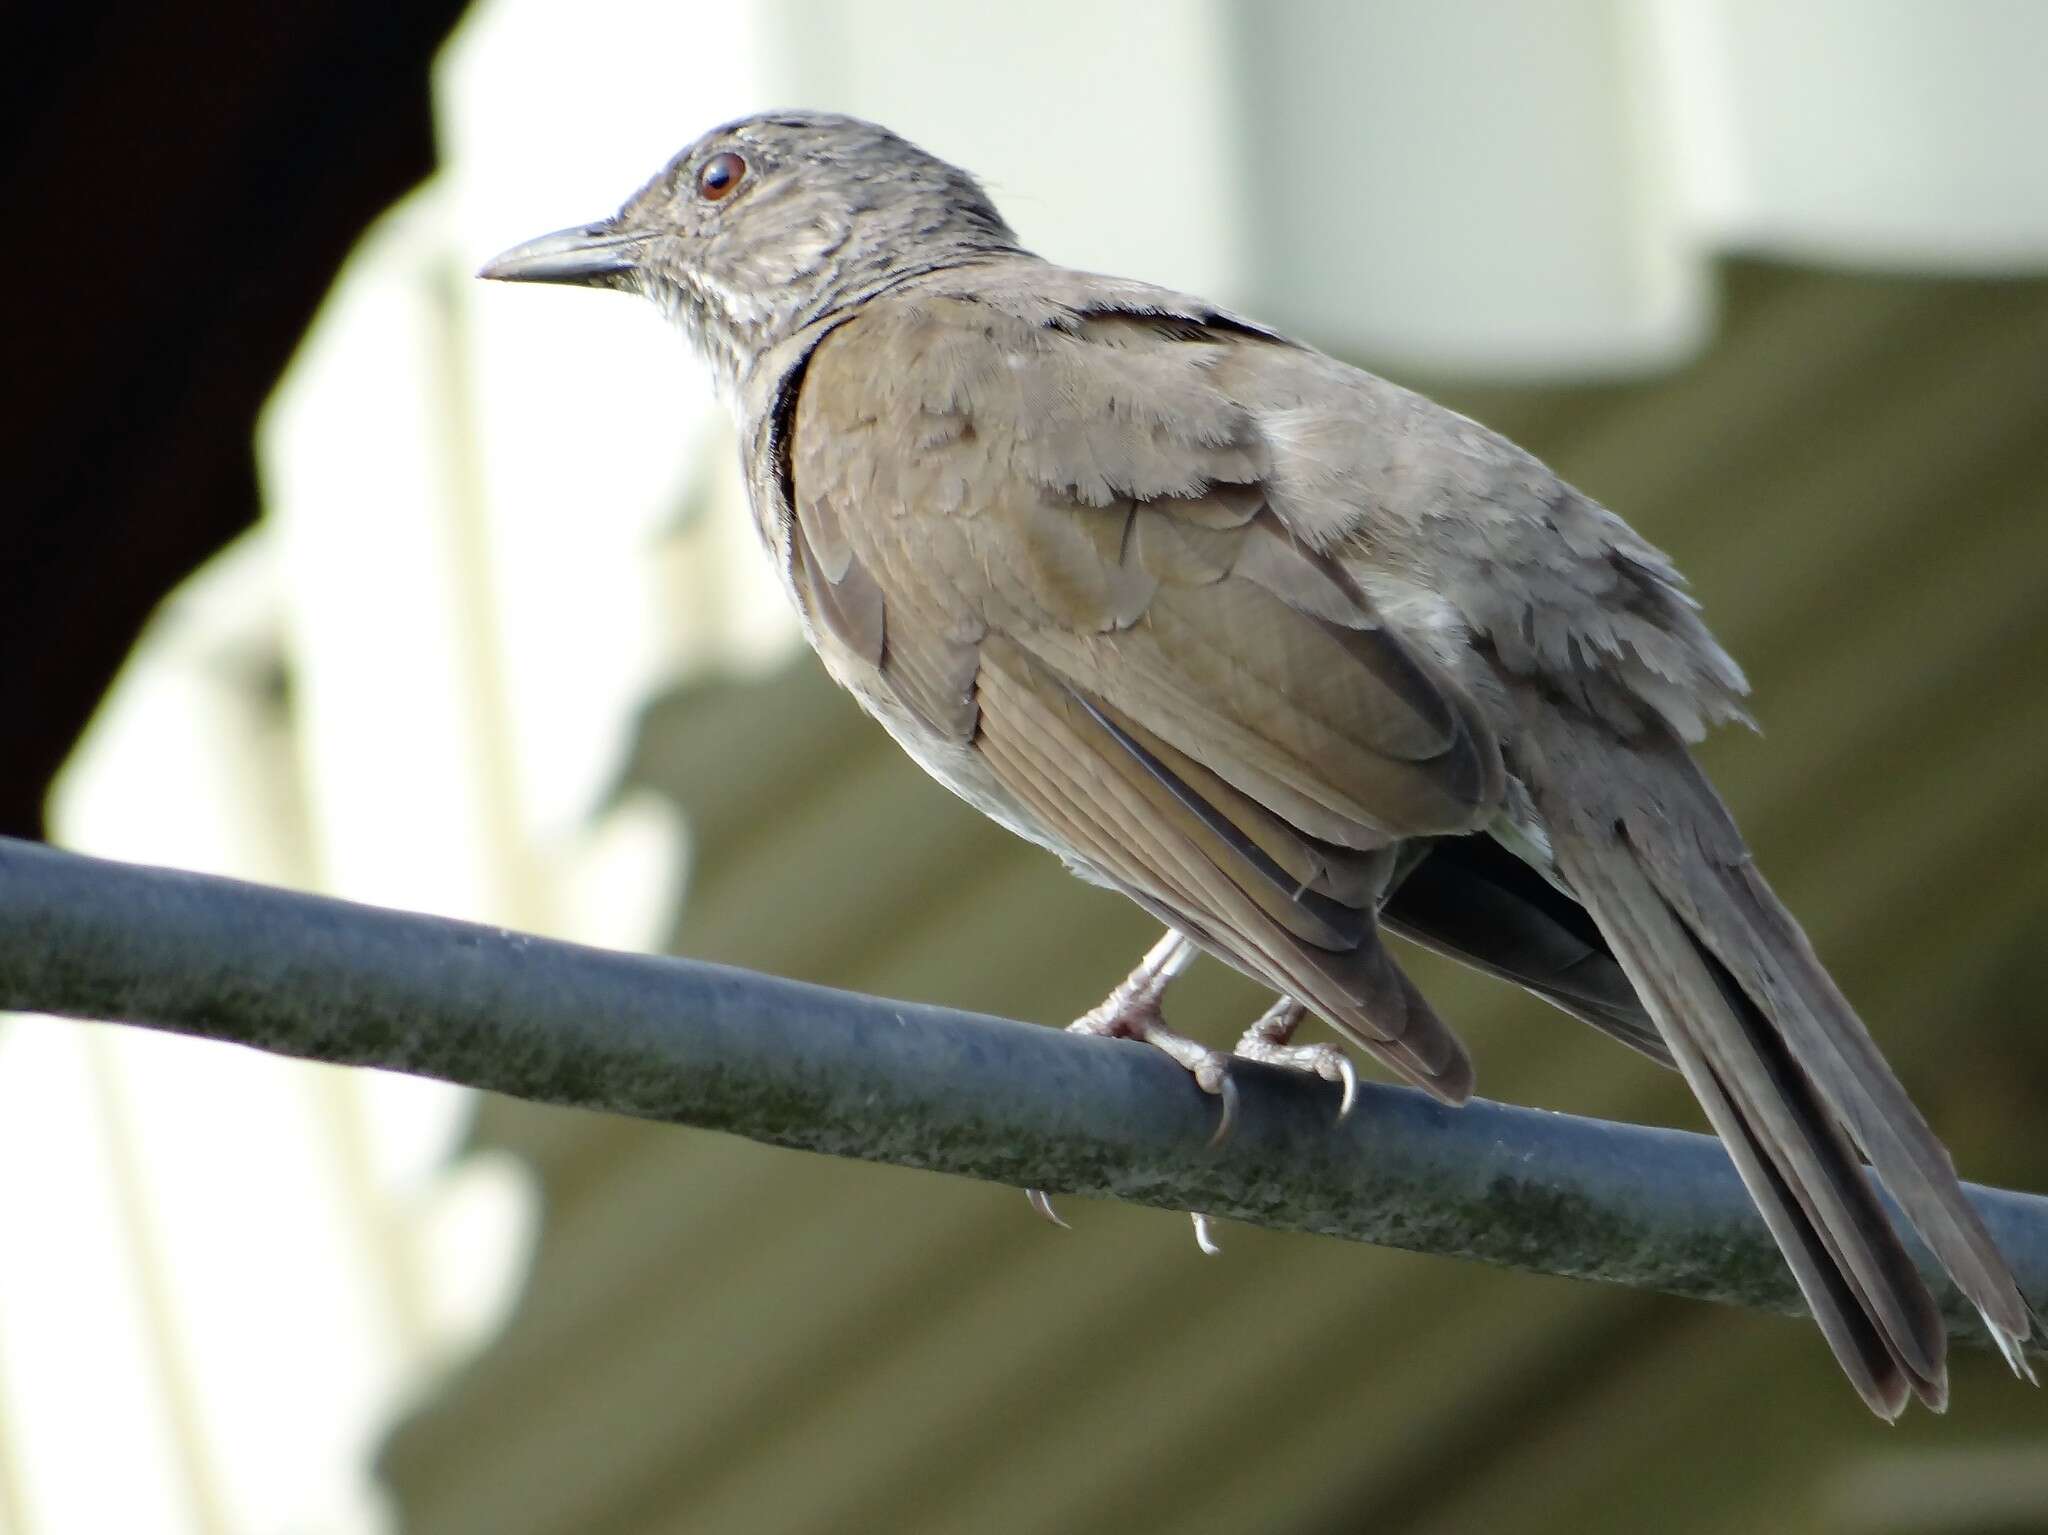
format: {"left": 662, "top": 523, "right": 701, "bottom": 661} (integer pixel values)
{"left": 1232, "top": 996, "right": 1359, "bottom": 1121}
{"left": 1065, "top": 929, "right": 1236, "bottom": 1137}
{"left": 1026, "top": 929, "right": 1235, "bottom": 1239}
{"left": 1070, "top": 928, "right": 1198, "bottom": 1032}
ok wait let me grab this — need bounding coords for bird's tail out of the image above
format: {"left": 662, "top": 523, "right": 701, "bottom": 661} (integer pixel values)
{"left": 1517, "top": 711, "right": 2035, "bottom": 1417}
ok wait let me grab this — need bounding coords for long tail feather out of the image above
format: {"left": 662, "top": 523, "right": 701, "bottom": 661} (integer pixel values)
{"left": 1516, "top": 708, "right": 2034, "bottom": 1410}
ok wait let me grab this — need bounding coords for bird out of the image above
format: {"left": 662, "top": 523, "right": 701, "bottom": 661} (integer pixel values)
{"left": 481, "top": 110, "right": 2036, "bottom": 1416}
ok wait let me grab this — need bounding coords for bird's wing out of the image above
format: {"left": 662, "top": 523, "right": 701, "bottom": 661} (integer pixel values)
{"left": 777, "top": 273, "right": 2033, "bottom": 1414}
{"left": 781, "top": 288, "right": 1505, "bottom": 1100}
{"left": 1200, "top": 307, "right": 2037, "bottom": 1409}
{"left": 1219, "top": 317, "right": 2035, "bottom": 1407}
{"left": 1182, "top": 333, "right": 1753, "bottom": 745}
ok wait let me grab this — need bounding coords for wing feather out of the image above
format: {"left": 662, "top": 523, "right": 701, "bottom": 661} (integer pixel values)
{"left": 787, "top": 292, "right": 1509, "bottom": 1102}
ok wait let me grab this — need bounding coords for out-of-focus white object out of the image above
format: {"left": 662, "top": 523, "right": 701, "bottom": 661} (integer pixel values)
{"left": 1672, "top": 0, "right": 2048, "bottom": 270}
{"left": 763, "top": 0, "right": 2048, "bottom": 375}
{"left": 24, "top": 539, "right": 542, "bottom": 1535}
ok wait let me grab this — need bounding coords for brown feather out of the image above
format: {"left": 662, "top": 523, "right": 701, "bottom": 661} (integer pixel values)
{"left": 500, "top": 112, "right": 2033, "bottom": 1417}
{"left": 788, "top": 490, "right": 886, "bottom": 666}
{"left": 786, "top": 297, "right": 1503, "bottom": 1100}
{"left": 1513, "top": 693, "right": 2033, "bottom": 1409}
{"left": 976, "top": 635, "right": 1472, "bottom": 1099}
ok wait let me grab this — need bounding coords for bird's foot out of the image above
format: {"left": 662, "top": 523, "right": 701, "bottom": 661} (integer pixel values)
{"left": 1026, "top": 930, "right": 1232, "bottom": 1237}
{"left": 1026, "top": 992, "right": 1361, "bottom": 1252}
{"left": 1054, "top": 928, "right": 1236, "bottom": 1140}
{"left": 1068, "top": 999, "right": 1240, "bottom": 1145}
{"left": 1232, "top": 997, "right": 1359, "bottom": 1121}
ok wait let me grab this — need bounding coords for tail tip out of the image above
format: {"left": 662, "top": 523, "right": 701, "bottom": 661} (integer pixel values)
{"left": 1982, "top": 1306, "right": 2039, "bottom": 1386}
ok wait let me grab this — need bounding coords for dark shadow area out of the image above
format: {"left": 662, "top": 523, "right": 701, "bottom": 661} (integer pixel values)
{"left": 0, "top": 1, "right": 471, "bottom": 837}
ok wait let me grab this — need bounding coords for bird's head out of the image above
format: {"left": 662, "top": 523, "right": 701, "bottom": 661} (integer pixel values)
{"left": 480, "top": 111, "right": 1021, "bottom": 391}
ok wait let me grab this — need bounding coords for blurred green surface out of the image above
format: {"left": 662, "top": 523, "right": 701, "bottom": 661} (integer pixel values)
{"left": 379, "top": 261, "right": 2048, "bottom": 1534}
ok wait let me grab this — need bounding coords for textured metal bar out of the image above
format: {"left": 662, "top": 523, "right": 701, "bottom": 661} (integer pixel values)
{"left": 0, "top": 835, "right": 2039, "bottom": 1351}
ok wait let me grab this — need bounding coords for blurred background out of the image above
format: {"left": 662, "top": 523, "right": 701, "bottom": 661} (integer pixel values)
{"left": 4, "top": 0, "right": 2047, "bottom": 1530}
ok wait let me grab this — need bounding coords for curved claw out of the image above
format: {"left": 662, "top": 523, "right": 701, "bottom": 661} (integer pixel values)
{"left": 1025, "top": 1187, "right": 1070, "bottom": 1229}
{"left": 1206, "top": 1070, "right": 1240, "bottom": 1149}
{"left": 1333, "top": 1051, "right": 1359, "bottom": 1121}
{"left": 1190, "top": 1211, "right": 1222, "bottom": 1256}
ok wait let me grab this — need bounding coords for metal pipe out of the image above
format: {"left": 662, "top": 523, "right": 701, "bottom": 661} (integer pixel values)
{"left": 0, "top": 835, "right": 2038, "bottom": 1352}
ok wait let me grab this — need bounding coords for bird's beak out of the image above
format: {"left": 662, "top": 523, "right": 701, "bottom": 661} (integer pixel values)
{"left": 478, "top": 220, "right": 650, "bottom": 289}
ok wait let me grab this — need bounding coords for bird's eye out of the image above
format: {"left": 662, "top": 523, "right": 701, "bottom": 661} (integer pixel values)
{"left": 697, "top": 151, "right": 747, "bottom": 202}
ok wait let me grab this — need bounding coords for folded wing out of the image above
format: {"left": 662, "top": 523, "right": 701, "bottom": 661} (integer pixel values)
{"left": 785, "top": 292, "right": 1505, "bottom": 1100}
